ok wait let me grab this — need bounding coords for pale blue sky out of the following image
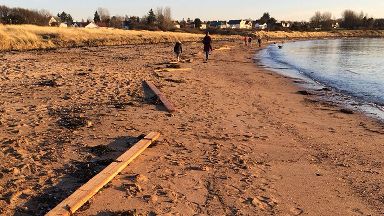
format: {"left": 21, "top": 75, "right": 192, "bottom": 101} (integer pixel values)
{"left": 1, "top": 0, "right": 383, "bottom": 21}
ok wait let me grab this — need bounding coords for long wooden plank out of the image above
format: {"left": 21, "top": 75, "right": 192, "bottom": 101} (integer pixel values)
{"left": 154, "top": 68, "right": 192, "bottom": 72}
{"left": 45, "top": 132, "right": 161, "bottom": 216}
{"left": 144, "top": 80, "right": 176, "bottom": 113}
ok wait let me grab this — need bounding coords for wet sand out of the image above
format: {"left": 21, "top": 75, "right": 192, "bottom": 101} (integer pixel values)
{"left": 0, "top": 41, "right": 383, "bottom": 215}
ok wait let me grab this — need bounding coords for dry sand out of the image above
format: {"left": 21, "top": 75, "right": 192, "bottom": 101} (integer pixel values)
{"left": 0, "top": 40, "right": 383, "bottom": 216}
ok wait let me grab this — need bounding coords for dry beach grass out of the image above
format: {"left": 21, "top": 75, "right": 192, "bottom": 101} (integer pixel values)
{"left": 0, "top": 24, "right": 236, "bottom": 51}
{"left": 1, "top": 24, "right": 384, "bottom": 51}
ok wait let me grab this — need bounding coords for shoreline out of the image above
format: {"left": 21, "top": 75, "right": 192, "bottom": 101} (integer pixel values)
{"left": 0, "top": 41, "right": 383, "bottom": 215}
{"left": 256, "top": 41, "right": 384, "bottom": 124}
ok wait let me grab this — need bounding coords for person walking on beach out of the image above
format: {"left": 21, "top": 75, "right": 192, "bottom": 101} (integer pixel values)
{"left": 248, "top": 36, "right": 252, "bottom": 46}
{"left": 203, "top": 32, "right": 213, "bottom": 62}
{"left": 257, "top": 38, "right": 262, "bottom": 47}
{"left": 244, "top": 36, "right": 248, "bottom": 46}
{"left": 174, "top": 41, "right": 183, "bottom": 62}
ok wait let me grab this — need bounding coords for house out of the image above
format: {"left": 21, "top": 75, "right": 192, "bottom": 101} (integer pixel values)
{"left": 332, "top": 22, "right": 340, "bottom": 29}
{"left": 280, "top": 21, "right": 291, "bottom": 28}
{"left": 228, "top": 20, "right": 243, "bottom": 29}
{"left": 122, "top": 21, "right": 130, "bottom": 29}
{"left": 186, "top": 22, "right": 195, "bottom": 28}
{"left": 228, "top": 20, "right": 249, "bottom": 29}
{"left": 49, "top": 17, "right": 59, "bottom": 26}
{"left": 200, "top": 23, "right": 207, "bottom": 30}
{"left": 96, "top": 22, "right": 108, "bottom": 28}
{"left": 85, "top": 22, "right": 99, "bottom": 29}
{"left": 72, "top": 22, "right": 89, "bottom": 28}
{"left": 244, "top": 21, "right": 253, "bottom": 29}
{"left": 59, "top": 23, "right": 68, "bottom": 28}
{"left": 209, "top": 21, "right": 227, "bottom": 29}
{"left": 173, "top": 21, "right": 181, "bottom": 29}
{"left": 254, "top": 23, "right": 268, "bottom": 30}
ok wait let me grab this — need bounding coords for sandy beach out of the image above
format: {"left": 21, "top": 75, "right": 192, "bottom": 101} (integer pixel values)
{"left": 0, "top": 40, "right": 383, "bottom": 215}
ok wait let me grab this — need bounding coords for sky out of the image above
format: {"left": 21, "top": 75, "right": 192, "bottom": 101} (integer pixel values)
{"left": 1, "top": 0, "right": 384, "bottom": 22}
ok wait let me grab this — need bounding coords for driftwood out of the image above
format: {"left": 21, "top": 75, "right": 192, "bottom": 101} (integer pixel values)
{"left": 45, "top": 132, "right": 161, "bottom": 216}
{"left": 144, "top": 81, "right": 176, "bottom": 112}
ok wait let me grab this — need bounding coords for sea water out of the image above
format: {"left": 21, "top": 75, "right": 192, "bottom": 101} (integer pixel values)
{"left": 257, "top": 38, "right": 384, "bottom": 120}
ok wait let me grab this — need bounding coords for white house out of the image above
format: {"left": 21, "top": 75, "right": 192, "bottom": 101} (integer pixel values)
{"left": 85, "top": 22, "right": 99, "bottom": 29}
{"left": 255, "top": 23, "right": 268, "bottom": 30}
{"left": 48, "top": 17, "right": 58, "bottom": 26}
{"left": 209, "top": 21, "right": 228, "bottom": 29}
{"left": 173, "top": 21, "right": 181, "bottom": 29}
{"left": 228, "top": 20, "right": 248, "bottom": 29}
{"left": 281, "top": 22, "right": 291, "bottom": 28}
{"left": 59, "top": 23, "right": 68, "bottom": 28}
{"left": 333, "top": 22, "right": 340, "bottom": 29}
{"left": 244, "top": 21, "right": 253, "bottom": 29}
{"left": 200, "top": 23, "right": 207, "bottom": 30}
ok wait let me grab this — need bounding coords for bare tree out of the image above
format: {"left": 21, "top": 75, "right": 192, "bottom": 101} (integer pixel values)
{"left": 156, "top": 7, "right": 164, "bottom": 25}
{"left": 109, "top": 15, "right": 124, "bottom": 28}
{"left": 164, "top": 7, "right": 172, "bottom": 23}
{"left": 97, "top": 7, "right": 110, "bottom": 22}
{"left": 156, "top": 7, "right": 173, "bottom": 30}
{"left": 39, "top": 9, "right": 51, "bottom": 18}
{"left": 0, "top": 5, "right": 51, "bottom": 25}
{"left": 341, "top": 10, "right": 363, "bottom": 29}
{"left": 320, "top": 12, "right": 333, "bottom": 30}
{"left": 310, "top": 11, "right": 322, "bottom": 28}
{"left": 310, "top": 11, "right": 333, "bottom": 30}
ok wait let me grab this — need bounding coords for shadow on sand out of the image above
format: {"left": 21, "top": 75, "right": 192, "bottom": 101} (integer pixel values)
{"left": 16, "top": 135, "right": 145, "bottom": 216}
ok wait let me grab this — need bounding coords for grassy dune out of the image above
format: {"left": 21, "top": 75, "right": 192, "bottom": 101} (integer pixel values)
{"left": 0, "top": 24, "right": 236, "bottom": 51}
{"left": 1, "top": 24, "right": 384, "bottom": 51}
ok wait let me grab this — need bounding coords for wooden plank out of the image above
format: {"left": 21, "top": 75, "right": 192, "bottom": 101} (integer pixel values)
{"left": 144, "top": 81, "right": 176, "bottom": 113}
{"left": 216, "top": 46, "right": 231, "bottom": 51}
{"left": 154, "top": 68, "right": 192, "bottom": 73}
{"left": 45, "top": 132, "right": 160, "bottom": 216}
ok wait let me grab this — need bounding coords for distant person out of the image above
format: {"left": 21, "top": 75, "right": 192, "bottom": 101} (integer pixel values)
{"left": 244, "top": 36, "right": 248, "bottom": 46}
{"left": 174, "top": 41, "right": 183, "bottom": 62}
{"left": 248, "top": 37, "right": 252, "bottom": 46}
{"left": 203, "top": 32, "right": 213, "bottom": 62}
{"left": 258, "top": 38, "right": 262, "bottom": 47}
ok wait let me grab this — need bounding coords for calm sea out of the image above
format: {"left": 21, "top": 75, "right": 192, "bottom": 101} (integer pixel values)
{"left": 258, "top": 38, "right": 384, "bottom": 120}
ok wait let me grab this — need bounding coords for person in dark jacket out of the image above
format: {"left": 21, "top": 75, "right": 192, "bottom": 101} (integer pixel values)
{"left": 174, "top": 41, "right": 183, "bottom": 62}
{"left": 248, "top": 36, "right": 252, "bottom": 46}
{"left": 203, "top": 32, "right": 213, "bottom": 62}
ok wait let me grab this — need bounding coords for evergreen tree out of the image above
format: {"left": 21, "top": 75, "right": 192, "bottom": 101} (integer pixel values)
{"left": 67, "top": 14, "right": 73, "bottom": 24}
{"left": 147, "top": 9, "right": 156, "bottom": 25}
{"left": 94, "top": 11, "right": 101, "bottom": 23}
{"left": 58, "top": 11, "right": 67, "bottom": 22}
{"left": 258, "top": 12, "right": 277, "bottom": 29}
{"left": 259, "top": 13, "right": 270, "bottom": 24}
{"left": 194, "top": 18, "right": 202, "bottom": 28}
{"left": 58, "top": 11, "right": 73, "bottom": 24}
